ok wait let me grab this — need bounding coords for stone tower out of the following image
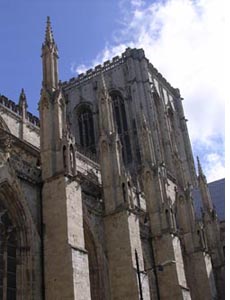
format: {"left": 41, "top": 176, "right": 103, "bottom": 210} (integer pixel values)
{"left": 39, "top": 17, "right": 91, "bottom": 300}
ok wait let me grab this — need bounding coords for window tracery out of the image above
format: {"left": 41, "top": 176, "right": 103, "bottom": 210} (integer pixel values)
{"left": 110, "top": 92, "right": 132, "bottom": 164}
{"left": 77, "top": 105, "right": 95, "bottom": 153}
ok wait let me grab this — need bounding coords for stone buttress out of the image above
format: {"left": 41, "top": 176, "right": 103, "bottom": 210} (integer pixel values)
{"left": 197, "top": 157, "right": 225, "bottom": 300}
{"left": 176, "top": 182, "right": 217, "bottom": 300}
{"left": 98, "top": 77, "right": 151, "bottom": 300}
{"left": 39, "top": 17, "right": 91, "bottom": 300}
{"left": 139, "top": 112, "right": 191, "bottom": 300}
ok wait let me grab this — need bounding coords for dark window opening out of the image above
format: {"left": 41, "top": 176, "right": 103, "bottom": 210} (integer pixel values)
{"left": 63, "top": 145, "right": 67, "bottom": 170}
{"left": 165, "top": 209, "right": 170, "bottom": 229}
{"left": 132, "top": 119, "right": 141, "bottom": 164}
{"left": 77, "top": 106, "right": 96, "bottom": 153}
{"left": 110, "top": 93, "right": 132, "bottom": 165}
{"left": 122, "top": 183, "right": 126, "bottom": 202}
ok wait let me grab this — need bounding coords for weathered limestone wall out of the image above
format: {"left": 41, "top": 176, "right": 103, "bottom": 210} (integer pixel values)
{"left": 104, "top": 210, "right": 149, "bottom": 300}
{"left": 19, "top": 179, "right": 41, "bottom": 227}
{"left": 0, "top": 105, "right": 40, "bottom": 148}
{"left": 184, "top": 252, "right": 216, "bottom": 300}
{"left": 83, "top": 190, "right": 110, "bottom": 300}
{"left": 42, "top": 176, "right": 91, "bottom": 300}
{"left": 153, "top": 234, "right": 190, "bottom": 300}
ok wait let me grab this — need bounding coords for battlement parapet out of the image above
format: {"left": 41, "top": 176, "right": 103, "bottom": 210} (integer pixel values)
{"left": 0, "top": 95, "right": 40, "bottom": 127}
{"left": 62, "top": 48, "right": 142, "bottom": 88}
{"left": 63, "top": 47, "right": 179, "bottom": 97}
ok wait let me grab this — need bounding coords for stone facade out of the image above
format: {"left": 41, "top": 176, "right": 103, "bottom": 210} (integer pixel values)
{"left": 0, "top": 17, "right": 224, "bottom": 300}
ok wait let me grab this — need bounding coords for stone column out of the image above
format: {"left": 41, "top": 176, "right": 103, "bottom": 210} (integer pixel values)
{"left": 42, "top": 175, "right": 91, "bottom": 300}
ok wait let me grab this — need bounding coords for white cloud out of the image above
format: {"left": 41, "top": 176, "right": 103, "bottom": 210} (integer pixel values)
{"left": 73, "top": 0, "right": 226, "bottom": 181}
{"left": 130, "top": 0, "right": 145, "bottom": 8}
{"left": 204, "top": 153, "right": 225, "bottom": 182}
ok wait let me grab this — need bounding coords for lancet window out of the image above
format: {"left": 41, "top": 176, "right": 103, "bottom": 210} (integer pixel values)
{"left": 110, "top": 92, "right": 132, "bottom": 164}
{"left": 77, "top": 105, "right": 95, "bottom": 153}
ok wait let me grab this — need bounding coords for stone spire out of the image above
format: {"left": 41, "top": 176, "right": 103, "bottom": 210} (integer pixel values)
{"left": 98, "top": 74, "right": 115, "bottom": 135}
{"left": 41, "top": 16, "right": 59, "bottom": 91}
{"left": 197, "top": 156, "right": 213, "bottom": 212}
{"left": 197, "top": 156, "right": 205, "bottom": 178}
{"left": 44, "top": 16, "right": 55, "bottom": 45}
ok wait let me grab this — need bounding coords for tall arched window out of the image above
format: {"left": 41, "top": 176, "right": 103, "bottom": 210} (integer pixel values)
{"left": 0, "top": 204, "right": 17, "bottom": 300}
{"left": 110, "top": 92, "right": 132, "bottom": 164}
{"left": 77, "top": 105, "right": 95, "bottom": 153}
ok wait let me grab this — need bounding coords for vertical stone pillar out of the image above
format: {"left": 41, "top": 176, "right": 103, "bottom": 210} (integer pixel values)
{"left": 104, "top": 209, "right": 148, "bottom": 300}
{"left": 42, "top": 175, "right": 91, "bottom": 300}
{"left": 176, "top": 190, "right": 217, "bottom": 300}
{"left": 142, "top": 168, "right": 191, "bottom": 300}
{"left": 98, "top": 76, "right": 150, "bottom": 300}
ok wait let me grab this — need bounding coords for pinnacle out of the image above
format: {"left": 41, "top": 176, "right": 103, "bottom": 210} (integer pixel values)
{"left": 19, "top": 88, "right": 28, "bottom": 108}
{"left": 44, "top": 16, "right": 55, "bottom": 45}
{"left": 197, "top": 156, "right": 204, "bottom": 177}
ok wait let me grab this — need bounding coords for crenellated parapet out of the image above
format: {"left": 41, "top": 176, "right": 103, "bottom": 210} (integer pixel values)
{"left": 63, "top": 47, "right": 180, "bottom": 98}
{"left": 0, "top": 94, "right": 40, "bottom": 127}
{"left": 62, "top": 52, "right": 125, "bottom": 89}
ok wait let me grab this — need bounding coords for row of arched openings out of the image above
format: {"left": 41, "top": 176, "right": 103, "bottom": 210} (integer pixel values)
{"left": 76, "top": 92, "right": 132, "bottom": 164}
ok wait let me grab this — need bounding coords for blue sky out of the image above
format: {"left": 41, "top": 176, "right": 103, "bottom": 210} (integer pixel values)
{"left": 0, "top": 0, "right": 123, "bottom": 113}
{"left": 0, "top": 0, "right": 226, "bottom": 182}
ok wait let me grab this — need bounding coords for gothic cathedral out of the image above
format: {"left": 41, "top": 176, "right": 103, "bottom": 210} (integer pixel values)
{"left": 0, "top": 17, "right": 224, "bottom": 300}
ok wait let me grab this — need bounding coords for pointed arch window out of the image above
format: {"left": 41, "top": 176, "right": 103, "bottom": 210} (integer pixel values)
{"left": 110, "top": 92, "right": 132, "bottom": 164}
{"left": 77, "top": 105, "right": 95, "bottom": 153}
